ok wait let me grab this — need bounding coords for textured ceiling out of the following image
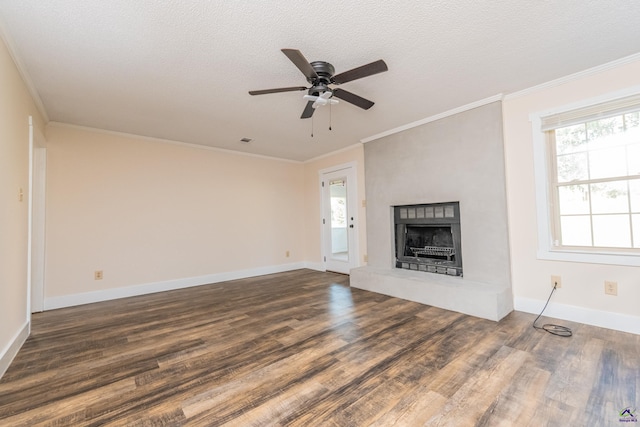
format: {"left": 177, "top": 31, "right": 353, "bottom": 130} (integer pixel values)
{"left": 1, "top": 1, "right": 640, "bottom": 161}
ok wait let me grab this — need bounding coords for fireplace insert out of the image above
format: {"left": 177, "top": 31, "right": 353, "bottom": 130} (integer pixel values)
{"left": 394, "top": 202, "right": 462, "bottom": 276}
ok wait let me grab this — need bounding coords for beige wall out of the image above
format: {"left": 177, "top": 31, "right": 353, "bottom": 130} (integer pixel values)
{"left": 0, "top": 36, "right": 45, "bottom": 367}
{"left": 302, "top": 145, "right": 367, "bottom": 268}
{"left": 44, "top": 124, "right": 367, "bottom": 305}
{"left": 503, "top": 59, "right": 640, "bottom": 329}
{"left": 44, "top": 125, "right": 305, "bottom": 300}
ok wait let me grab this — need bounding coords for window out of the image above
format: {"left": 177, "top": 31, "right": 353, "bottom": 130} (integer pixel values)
{"left": 532, "top": 90, "right": 640, "bottom": 266}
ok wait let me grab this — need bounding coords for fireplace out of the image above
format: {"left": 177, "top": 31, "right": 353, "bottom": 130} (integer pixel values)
{"left": 394, "top": 202, "right": 462, "bottom": 276}
{"left": 351, "top": 101, "right": 512, "bottom": 321}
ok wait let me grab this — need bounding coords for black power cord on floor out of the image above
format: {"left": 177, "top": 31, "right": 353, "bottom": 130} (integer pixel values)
{"left": 532, "top": 284, "right": 572, "bottom": 337}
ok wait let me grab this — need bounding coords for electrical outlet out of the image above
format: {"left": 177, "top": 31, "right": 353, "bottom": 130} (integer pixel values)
{"left": 604, "top": 280, "right": 618, "bottom": 296}
{"left": 551, "top": 275, "right": 561, "bottom": 289}
{"left": 95, "top": 270, "right": 103, "bottom": 280}
{"left": 285, "top": 250, "right": 290, "bottom": 257}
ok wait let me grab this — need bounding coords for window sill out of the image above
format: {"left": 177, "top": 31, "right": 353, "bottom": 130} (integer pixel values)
{"left": 537, "top": 247, "right": 640, "bottom": 267}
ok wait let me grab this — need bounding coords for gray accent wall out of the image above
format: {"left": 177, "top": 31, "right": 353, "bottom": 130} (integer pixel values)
{"left": 351, "top": 101, "right": 513, "bottom": 320}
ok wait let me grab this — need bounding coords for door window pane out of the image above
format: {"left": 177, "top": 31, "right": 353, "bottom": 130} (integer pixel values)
{"left": 330, "top": 179, "right": 348, "bottom": 261}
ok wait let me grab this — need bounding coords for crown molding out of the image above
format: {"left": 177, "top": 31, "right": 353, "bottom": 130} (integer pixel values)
{"left": 361, "top": 94, "right": 503, "bottom": 144}
{"left": 46, "top": 121, "right": 303, "bottom": 164}
{"left": 504, "top": 52, "right": 640, "bottom": 101}
{"left": 361, "top": 53, "right": 640, "bottom": 145}
{"left": 303, "top": 142, "right": 363, "bottom": 164}
{"left": 0, "top": 19, "right": 49, "bottom": 122}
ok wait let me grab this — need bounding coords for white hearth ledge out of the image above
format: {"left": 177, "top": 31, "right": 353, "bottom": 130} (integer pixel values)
{"left": 350, "top": 266, "right": 513, "bottom": 321}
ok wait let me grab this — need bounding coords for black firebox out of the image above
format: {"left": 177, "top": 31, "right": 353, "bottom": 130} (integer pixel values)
{"left": 394, "top": 202, "right": 462, "bottom": 276}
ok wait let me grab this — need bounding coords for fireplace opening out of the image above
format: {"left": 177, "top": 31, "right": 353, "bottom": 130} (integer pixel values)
{"left": 404, "top": 225, "right": 455, "bottom": 260}
{"left": 394, "top": 202, "right": 462, "bottom": 276}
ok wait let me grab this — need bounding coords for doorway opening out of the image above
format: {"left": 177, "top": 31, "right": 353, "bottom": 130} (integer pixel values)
{"left": 320, "top": 163, "right": 359, "bottom": 274}
{"left": 28, "top": 117, "right": 46, "bottom": 313}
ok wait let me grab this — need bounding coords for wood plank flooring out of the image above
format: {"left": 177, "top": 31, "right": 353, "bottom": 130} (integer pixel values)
{"left": 0, "top": 269, "right": 638, "bottom": 426}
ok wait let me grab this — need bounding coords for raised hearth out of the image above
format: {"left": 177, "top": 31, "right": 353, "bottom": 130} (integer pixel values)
{"left": 351, "top": 266, "right": 513, "bottom": 321}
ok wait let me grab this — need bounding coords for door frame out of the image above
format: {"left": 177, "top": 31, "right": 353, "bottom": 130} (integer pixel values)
{"left": 28, "top": 116, "right": 46, "bottom": 313}
{"left": 319, "top": 162, "right": 359, "bottom": 274}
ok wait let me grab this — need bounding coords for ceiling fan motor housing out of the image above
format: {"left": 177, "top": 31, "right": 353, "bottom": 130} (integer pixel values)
{"left": 309, "top": 61, "right": 335, "bottom": 95}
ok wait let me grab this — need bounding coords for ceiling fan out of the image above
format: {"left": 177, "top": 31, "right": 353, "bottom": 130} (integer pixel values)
{"left": 303, "top": 91, "right": 339, "bottom": 108}
{"left": 249, "top": 49, "right": 388, "bottom": 119}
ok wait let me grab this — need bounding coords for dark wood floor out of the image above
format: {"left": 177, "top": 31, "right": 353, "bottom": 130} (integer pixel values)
{"left": 0, "top": 269, "right": 638, "bottom": 426}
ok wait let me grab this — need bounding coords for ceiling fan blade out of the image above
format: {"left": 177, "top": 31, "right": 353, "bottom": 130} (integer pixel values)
{"left": 332, "top": 59, "right": 388, "bottom": 84}
{"left": 281, "top": 49, "right": 318, "bottom": 81}
{"left": 249, "top": 86, "right": 307, "bottom": 96}
{"left": 332, "top": 89, "right": 375, "bottom": 110}
{"left": 300, "top": 101, "right": 316, "bottom": 119}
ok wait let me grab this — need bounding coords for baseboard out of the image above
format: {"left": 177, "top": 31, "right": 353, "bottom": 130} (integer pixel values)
{"left": 44, "top": 262, "right": 307, "bottom": 310}
{"left": 303, "top": 261, "right": 326, "bottom": 272}
{"left": 0, "top": 321, "right": 30, "bottom": 380}
{"left": 514, "top": 297, "right": 640, "bottom": 335}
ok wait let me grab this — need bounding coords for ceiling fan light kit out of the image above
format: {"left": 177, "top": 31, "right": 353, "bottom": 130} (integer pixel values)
{"left": 303, "top": 91, "right": 339, "bottom": 109}
{"left": 249, "top": 48, "right": 387, "bottom": 119}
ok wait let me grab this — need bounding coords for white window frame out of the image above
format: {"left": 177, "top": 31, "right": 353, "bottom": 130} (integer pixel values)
{"left": 531, "top": 86, "right": 640, "bottom": 267}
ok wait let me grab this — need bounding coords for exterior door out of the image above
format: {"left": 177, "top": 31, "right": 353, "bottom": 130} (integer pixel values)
{"left": 321, "top": 163, "right": 358, "bottom": 274}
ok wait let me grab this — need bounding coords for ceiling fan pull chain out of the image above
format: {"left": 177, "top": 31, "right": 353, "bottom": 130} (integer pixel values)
{"left": 329, "top": 102, "right": 332, "bottom": 131}
{"left": 311, "top": 115, "right": 314, "bottom": 138}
